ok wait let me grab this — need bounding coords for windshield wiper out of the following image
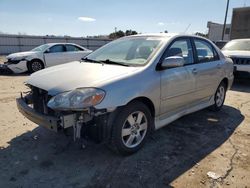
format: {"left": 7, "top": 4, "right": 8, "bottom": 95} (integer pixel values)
{"left": 100, "top": 59, "right": 129, "bottom": 66}
{"left": 80, "top": 57, "right": 102, "bottom": 64}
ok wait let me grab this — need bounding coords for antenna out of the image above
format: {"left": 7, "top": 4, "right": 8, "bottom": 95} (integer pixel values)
{"left": 184, "top": 24, "right": 191, "bottom": 33}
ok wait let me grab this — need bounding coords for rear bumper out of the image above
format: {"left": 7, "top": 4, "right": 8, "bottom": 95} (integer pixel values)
{"left": 16, "top": 97, "right": 59, "bottom": 132}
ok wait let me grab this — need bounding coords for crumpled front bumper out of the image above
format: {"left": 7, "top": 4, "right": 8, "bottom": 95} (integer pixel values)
{"left": 16, "top": 97, "right": 60, "bottom": 132}
{"left": 0, "top": 64, "right": 13, "bottom": 74}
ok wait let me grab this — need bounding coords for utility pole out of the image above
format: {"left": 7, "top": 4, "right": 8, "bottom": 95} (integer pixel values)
{"left": 222, "top": 0, "right": 230, "bottom": 40}
{"left": 114, "top": 27, "right": 117, "bottom": 38}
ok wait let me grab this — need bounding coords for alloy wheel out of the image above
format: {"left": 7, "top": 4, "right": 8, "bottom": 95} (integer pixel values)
{"left": 215, "top": 85, "right": 225, "bottom": 107}
{"left": 31, "top": 61, "right": 43, "bottom": 72}
{"left": 121, "top": 111, "right": 148, "bottom": 148}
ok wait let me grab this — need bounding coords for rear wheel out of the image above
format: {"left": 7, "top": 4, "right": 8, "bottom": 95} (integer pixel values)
{"left": 109, "top": 101, "right": 152, "bottom": 155}
{"left": 212, "top": 81, "right": 226, "bottom": 111}
{"left": 28, "top": 60, "right": 44, "bottom": 73}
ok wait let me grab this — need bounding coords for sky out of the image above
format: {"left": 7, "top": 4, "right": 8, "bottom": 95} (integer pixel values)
{"left": 0, "top": 0, "right": 250, "bottom": 37}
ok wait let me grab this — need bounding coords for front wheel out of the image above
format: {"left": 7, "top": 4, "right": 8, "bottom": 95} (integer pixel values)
{"left": 109, "top": 101, "right": 152, "bottom": 155}
{"left": 212, "top": 81, "right": 226, "bottom": 111}
{"left": 28, "top": 60, "right": 44, "bottom": 73}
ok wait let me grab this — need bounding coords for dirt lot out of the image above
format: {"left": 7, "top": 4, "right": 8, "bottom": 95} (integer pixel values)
{"left": 0, "top": 57, "right": 249, "bottom": 188}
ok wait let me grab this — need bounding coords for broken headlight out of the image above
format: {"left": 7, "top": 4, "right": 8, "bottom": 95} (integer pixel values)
{"left": 47, "top": 88, "right": 105, "bottom": 111}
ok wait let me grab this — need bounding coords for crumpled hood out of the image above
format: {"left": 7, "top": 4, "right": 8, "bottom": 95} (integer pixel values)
{"left": 7, "top": 51, "right": 37, "bottom": 59}
{"left": 222, "top": 50, "right": 250, "bottom": 58}
{"left": 27, "top": 61, "right": 140, "bottom": 95}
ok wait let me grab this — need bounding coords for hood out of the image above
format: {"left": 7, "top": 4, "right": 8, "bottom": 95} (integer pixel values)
{"left": 7, "top": 51, "right": 37, "bottom": 59}
{"left": 27, "top": 61, "right": 140, "bottom": 95}
{"left": 222, "top": 50, "right": 250, "bottom": 58}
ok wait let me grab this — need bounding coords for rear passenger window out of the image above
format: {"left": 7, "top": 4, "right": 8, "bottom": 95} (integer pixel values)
{"left": 66, "top": 45, "right": 83, "bottom": 52}
{"left": 49, "top": 45, "right": 65, "bottom": 53}
{"left": 194, "top": 39, "right": 217, "bottom": 63}
{"left": 164, "top": 39, "right": 194, "bottom": 65}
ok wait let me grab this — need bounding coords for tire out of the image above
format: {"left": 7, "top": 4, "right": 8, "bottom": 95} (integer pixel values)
{"left": 28, "top": 60, "right": 44, "bottom": 73}
{"left": 109, "top": 101, "right": 153, "bottom": 155}
{"left": 211, "top": 81, "right": 227, "bottom": 111}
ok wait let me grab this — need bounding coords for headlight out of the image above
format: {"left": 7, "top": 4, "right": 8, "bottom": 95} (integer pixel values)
{"left": 47, "top": 88, "right": 105, "bottom": 111}
{"left": 8, "top": 56, "right": 28, "bottom": 63}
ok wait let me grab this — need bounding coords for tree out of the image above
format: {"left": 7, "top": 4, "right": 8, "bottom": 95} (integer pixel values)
{"left": 125, "top": 30, "right": 137, "bottom": 36}
{"left": 194, "top": 32, "right": 208, "bottom": 38}
{"left": 109, "top": 29, "right": 137, "bottom": 39}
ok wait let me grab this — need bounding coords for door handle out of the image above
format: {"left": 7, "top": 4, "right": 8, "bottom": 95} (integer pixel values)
{"left": 192, "top": 68, "right": 198, "bottom": 74}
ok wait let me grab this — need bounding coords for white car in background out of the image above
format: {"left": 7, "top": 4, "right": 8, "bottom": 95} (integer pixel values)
{"left": 2, "top": 43, "right": 92, "bottom": 73}
{"left": 222, "top": 39, "right": 250, "bottom": 76}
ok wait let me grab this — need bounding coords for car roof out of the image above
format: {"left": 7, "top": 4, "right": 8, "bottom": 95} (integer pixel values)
{"left": 45, "top": 43, "right": 81, "bottom": 46}
{"left": 133, "top": 33, "right": 178, "bottom": 38}
{"left": 126, "top": 33, "right": 210, "bottom": 41}
{"left": 44, "top": 43, "right": 88, "bottom": 50}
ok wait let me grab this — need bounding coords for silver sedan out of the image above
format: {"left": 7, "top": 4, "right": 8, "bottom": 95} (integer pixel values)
{"left": 17, "top": 33, "right": 234, "bottom": 155}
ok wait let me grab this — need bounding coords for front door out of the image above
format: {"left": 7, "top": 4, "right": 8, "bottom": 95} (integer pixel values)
{"left": 44, "top": 44, "right": 67, "bottom": 67}
{"left": 160, "top": 38, "right": 196, "bottom": 116}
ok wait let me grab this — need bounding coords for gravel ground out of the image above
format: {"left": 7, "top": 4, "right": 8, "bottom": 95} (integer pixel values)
{"left": 0, "top": 57, "right": 249, "bottom": 188}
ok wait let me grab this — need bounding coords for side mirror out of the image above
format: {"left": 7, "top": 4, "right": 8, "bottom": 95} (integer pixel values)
{"left": 45, "top": 49, "right": 50, "bottom": 53}
{"left": 161, "top": 56, "right": 184, "bottom": 69}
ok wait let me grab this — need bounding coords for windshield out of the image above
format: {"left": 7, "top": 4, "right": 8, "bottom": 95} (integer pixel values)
{"left": 86, "top": 37, "right": 162, "bottom": 66}
{"left": 222, "top": 40, "right": 250, "bottom": 51}
{"left": 31, "top": 44, "right": 50, "bottom": 52}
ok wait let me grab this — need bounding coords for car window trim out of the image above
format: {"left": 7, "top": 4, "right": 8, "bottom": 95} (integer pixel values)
{"left": 74, "top": 45, "right": 84, "bottom": 51}
{"left": 192, "top": 38, "right": 220, "bottom": 64}
{"left": 48, "top": 44, "right": 66, "bottom": 53}
{"left": 65, "top": 44, "right": 84, "bottom": 52}
{"left": 156, "top": 36, "right": 195, "bottom": 70}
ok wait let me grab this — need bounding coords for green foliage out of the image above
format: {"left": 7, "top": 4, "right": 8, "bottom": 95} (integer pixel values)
{"left": 195, "top": 32, "right": 208, "bottom": 38}
{"left": 109, "top": 29, "right": 138, "bottom": 39}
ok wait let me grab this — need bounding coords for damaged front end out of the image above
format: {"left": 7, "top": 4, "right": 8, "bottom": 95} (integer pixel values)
{"left": 16, "top": 85, "right": 114, "bottom": 143}
{"left": 0, "top": 63, "right": 13, "bottom": 74}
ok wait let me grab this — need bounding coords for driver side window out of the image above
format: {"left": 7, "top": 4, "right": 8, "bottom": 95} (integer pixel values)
{"left": 163, "top": 39, "right": 194, "bottom": 65}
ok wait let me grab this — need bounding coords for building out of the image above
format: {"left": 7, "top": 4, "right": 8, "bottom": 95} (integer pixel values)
{"left": 207, "top": 21, "right": 231, "bottom": 42}
{"left": 207, "top": 6, "right": 250, "bottom": 42}
{"left": 230, "top": 7, "right": 250, "bottom": 39}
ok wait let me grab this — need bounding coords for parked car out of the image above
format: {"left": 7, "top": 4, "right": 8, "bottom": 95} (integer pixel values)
{"left": 222, "top": 39, "right": 250, "bottom": 76}
{"left": 0, "top": 43, "right": 92, "bottom": 73}
{"left": 16, "top": 34, "right": 234, "bottom": 155}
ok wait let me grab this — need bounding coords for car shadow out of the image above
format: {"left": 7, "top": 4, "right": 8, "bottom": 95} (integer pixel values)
{"left": 0, "top": 72, "right": 30, "bottom": 77}
{"left": 0, "top": 105, "right": 244, "bottom": 188}
{"left": 231, "top": 78, "right": 250, "bottom": 93}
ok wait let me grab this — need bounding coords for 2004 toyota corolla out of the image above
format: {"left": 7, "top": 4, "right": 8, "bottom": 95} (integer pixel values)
{"left": 16, "top": 33, "right": 234, "bottom": 155}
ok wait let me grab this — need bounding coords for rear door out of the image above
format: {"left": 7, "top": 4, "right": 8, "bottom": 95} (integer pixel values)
{"left": 160, "top": 37, "right": 196, "bottom": 116}
{"left": 65, "top": 44, "right": 89, "bottom": 62}
{"left": 192, "top": 38, "right": 222, "bottom": 103}
{"left": 44, "top": 44, "right": 67, "bottom": 67}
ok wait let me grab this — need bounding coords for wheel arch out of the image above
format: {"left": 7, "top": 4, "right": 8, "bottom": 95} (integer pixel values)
{"left": 26, "top": 58, "right": 45, "bottom": 70}
{"left": 221, "top": 77, "right": 229, "bottom": 90}
{"left": 127, "top": 96, "right": 155, "bottom": 118}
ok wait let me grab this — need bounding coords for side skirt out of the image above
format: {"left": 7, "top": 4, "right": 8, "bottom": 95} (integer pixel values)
{"left": 154, "top": 96, "right": 215, "bottom": 130}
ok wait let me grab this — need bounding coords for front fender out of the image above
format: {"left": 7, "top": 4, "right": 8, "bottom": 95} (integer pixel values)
{"left": 95, "top": 69, "right": 161, "bottom": 116}
{"left": 7, "top": 61, "right": 28, "bottom": 73}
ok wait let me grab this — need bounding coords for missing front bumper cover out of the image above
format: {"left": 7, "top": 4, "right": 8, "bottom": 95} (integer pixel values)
{"left": 16, "top": 97, "right": 59, "bottom": 132}
{"left": 0, "top": 64, "right": 13, "bottom": 74}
